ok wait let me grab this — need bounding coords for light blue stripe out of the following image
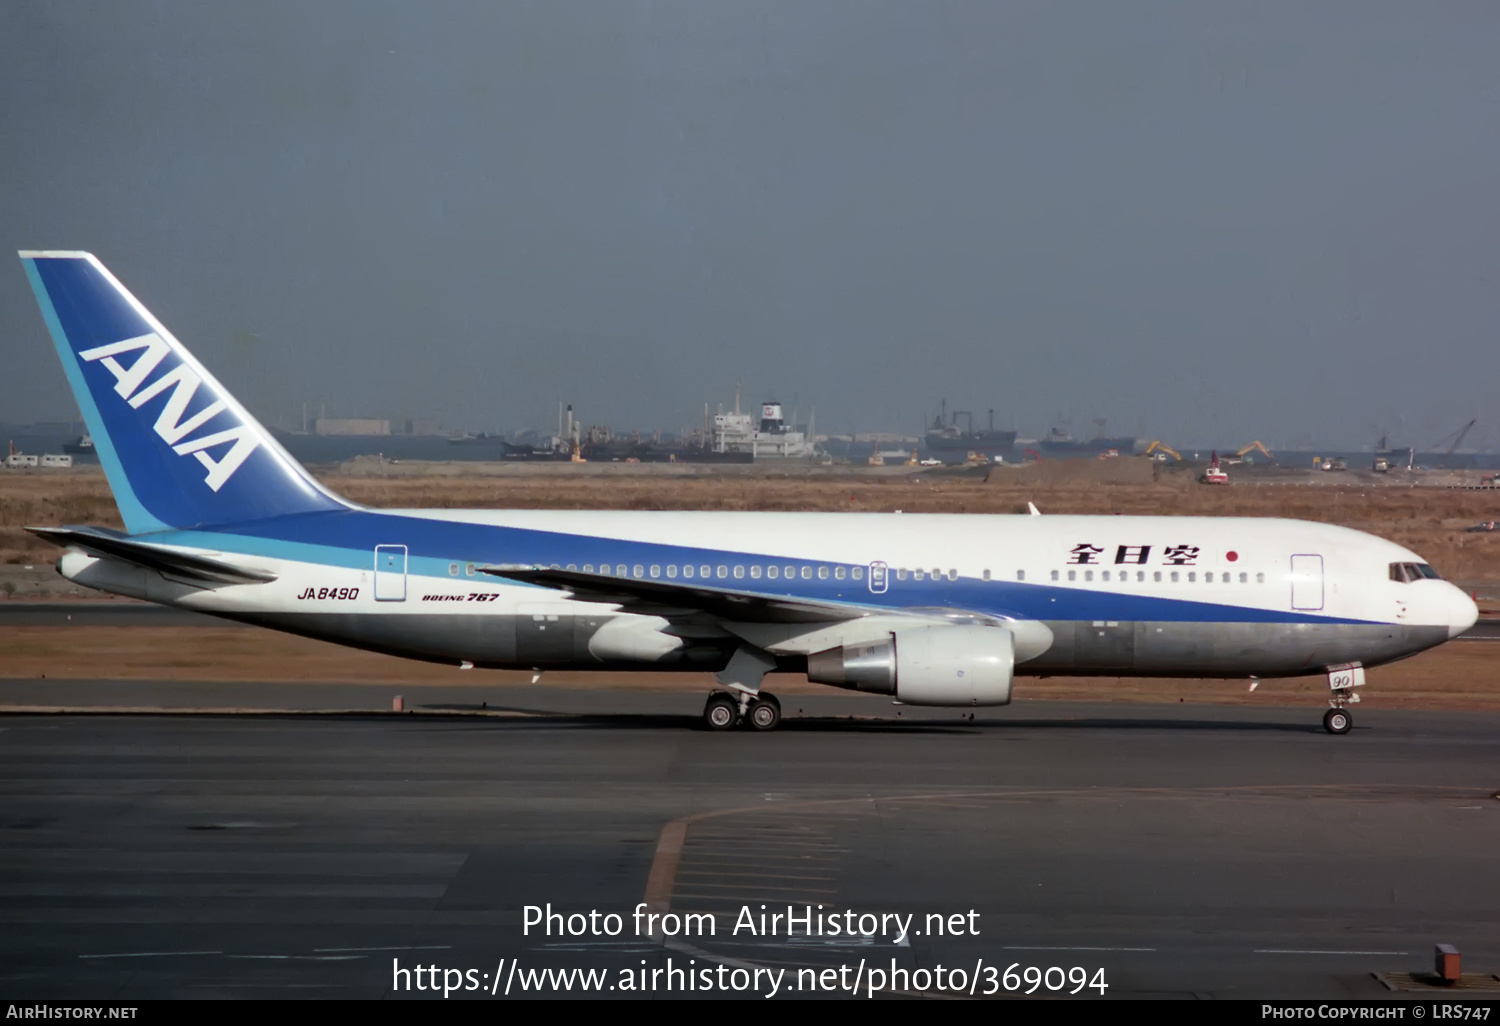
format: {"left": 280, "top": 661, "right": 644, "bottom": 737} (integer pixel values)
{"left": 159, "top": 528, "right": 548, "bottom": 589}
{"left": 21, "top": 257, "right": 167, "bottom": 535}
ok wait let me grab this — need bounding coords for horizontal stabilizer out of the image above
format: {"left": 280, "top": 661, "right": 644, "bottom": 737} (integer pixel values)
{"left": 29, "top": 526, "right": 277, "bottom": 585}
{"left": 479, "top": 564, "right": 853, "bottom": 624}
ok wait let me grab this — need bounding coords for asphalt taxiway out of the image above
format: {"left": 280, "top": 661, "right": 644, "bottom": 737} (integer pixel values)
{"left": 1, "top": 687, "right": 1498, "bottom": 1000}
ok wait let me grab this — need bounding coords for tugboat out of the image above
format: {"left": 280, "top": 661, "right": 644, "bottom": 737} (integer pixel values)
{"left": 62, "top": 434, "right": 94, "bottom": 456}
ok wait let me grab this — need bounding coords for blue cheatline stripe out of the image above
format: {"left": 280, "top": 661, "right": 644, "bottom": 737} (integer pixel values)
{"left": 21, "top": 257, "right": 167, "bottom": 535}
{"left": 152, "top": 509, "right": 1384, "bottom": 627}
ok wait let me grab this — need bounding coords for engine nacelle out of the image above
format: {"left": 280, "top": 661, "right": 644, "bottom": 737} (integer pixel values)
{"left": 806, "top": 625, "right": 1015, "bottom": 707}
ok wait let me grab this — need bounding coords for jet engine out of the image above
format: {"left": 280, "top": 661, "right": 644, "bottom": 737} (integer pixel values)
{"left": 806, "top": 625, "right": 1015, "bottom": 706}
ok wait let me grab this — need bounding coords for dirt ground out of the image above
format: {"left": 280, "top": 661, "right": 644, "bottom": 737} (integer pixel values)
{"left": 3, "top": 464, "right": 1498, "bottom": 582}
{"left": 1, "top": 625, "right": 1494, "bottom": 710}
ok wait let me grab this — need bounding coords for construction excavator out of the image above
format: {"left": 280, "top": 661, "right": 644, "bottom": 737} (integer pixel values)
{"left": 1227, "top": 441, "right": 1273, "bottom": 465}
{"left": 1143, "top": 440, "right": 1181, "bottom": 462}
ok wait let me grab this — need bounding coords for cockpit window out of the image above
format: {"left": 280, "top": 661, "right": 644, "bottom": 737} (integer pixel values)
{"left": 1389, "top": 562, "right": 1442, "bottom": 583}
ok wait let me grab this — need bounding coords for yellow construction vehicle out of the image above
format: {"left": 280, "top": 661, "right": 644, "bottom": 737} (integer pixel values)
{"left": 1231, "top": 440, "right": 1273, "bottom": 465}
{"left": 1143, "top": 440, "right": 1181, "bottom": 462}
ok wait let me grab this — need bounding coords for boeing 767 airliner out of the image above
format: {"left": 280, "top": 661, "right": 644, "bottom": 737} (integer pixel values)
{"left": 18, "top": 251, "right": 1478, "bottom": 733}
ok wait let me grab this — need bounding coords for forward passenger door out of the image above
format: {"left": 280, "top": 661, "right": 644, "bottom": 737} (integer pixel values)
{"left": 1289, "top": 554, "right": 1324, "bottom": 611}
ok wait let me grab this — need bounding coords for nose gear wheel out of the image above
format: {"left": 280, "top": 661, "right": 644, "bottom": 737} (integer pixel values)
{"left": 1323, "top": 708, "right": 1352, "bottom": 735}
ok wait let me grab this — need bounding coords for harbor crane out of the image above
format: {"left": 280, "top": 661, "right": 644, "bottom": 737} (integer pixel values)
{"left": 1432, "top": 419, "right": 1477, "bottom": 467}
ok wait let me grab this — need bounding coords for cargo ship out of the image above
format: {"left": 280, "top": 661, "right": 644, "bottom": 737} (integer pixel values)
{"left": 581, "top": 432, "right": 752, "bottom": 464}
{"left": 710, "top": 396, "right": 821, "bottom": 460}
{"left": 1035, "top": 420, "right": 1137, "bottom": 457}
{"left": 923, "top": 402, "right": 1017, "bottom": 455}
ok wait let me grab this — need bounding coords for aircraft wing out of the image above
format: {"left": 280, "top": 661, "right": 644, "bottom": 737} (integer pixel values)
{"left": 29, "top": 526, "right": 278, "bottom": 586}
{"left": 479, "top": 563, "right": 1055, "bottom": 660}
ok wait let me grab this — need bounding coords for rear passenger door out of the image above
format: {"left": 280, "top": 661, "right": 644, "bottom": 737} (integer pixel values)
{"left": 374, "top": 545, "right": 408, "bottom": 601}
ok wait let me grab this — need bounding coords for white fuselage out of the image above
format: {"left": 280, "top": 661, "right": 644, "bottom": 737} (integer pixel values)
{"left": 59, "top": 510, "right": 1478, "bottom": 682}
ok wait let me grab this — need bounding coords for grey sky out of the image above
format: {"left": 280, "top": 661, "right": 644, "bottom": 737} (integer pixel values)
{"left": 2, "top": 1, "right": 1497, "bottom": 449}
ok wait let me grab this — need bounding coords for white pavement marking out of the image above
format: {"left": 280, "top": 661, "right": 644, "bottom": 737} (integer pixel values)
{"left": 313, "top": 945, "right": 452, "bottom": 952}
{"left": 79, "top": 950, "right": 222, "bottom": 959}
{"left": 1254, "top": 949, "right": 1409, "bottom": 956}
{"left": 226, "top": 954, "right": 365, "bottom": 961}
{"left": 1003, "top": 946, "right": 1157, "bottom": 952}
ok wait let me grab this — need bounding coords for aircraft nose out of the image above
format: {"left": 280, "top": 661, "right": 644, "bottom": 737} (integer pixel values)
{"left": 1447, "top": 584, "right": 1480, "bottom": 639}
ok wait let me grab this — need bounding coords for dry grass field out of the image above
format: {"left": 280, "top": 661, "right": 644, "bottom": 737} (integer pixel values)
{"left": 4, "top": 464, "right": 1497, "bottom": 583}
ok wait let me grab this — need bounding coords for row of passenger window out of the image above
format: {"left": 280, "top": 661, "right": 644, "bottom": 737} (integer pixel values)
{"left": 448, "top": 561, "right": 960, "bottom": 583}
{"left": 1050, "top": 568, "right": 1265, "bottom": 584}
{"left": 495, "top": 562, "right": 866, "bottom": 582}
{"left": 656, "top": 563, "right": 854, "bottom": 581}
{"left": 445, "top": 560, "right": 1265, "bottom": 586}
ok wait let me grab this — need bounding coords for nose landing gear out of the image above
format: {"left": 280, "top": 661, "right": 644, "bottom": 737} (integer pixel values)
{"left": 1322, "top": 663, "right": 1364, "bottom": 734}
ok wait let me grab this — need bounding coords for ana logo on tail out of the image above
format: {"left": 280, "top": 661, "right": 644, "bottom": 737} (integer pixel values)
{"left": 79, "top": 333, "right": 261, "bottom": 491}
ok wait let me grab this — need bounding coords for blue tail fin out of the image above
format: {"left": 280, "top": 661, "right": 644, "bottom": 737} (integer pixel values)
{"left": 20, "top": 251, "right": 349, "bottom": 533}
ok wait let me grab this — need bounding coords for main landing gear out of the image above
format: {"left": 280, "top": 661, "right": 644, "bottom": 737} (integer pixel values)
{"left": 1322, "top": 663, "right": 1364, "bottom": 735}
{"left": 703, "top": 690, "right": 781, "bottom": 731}
{"left": 703, "top": 644, "right": 783, "bottom": 731}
